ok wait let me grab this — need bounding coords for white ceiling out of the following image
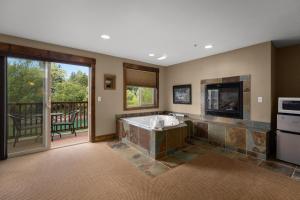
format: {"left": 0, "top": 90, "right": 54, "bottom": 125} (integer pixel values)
{"left": 0, "top": 0, "right": 300, "bottom": 66}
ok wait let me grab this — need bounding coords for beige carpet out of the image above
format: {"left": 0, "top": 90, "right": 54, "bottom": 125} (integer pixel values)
{"left": 0, "top": 143, "right": 299, "bottom": 200}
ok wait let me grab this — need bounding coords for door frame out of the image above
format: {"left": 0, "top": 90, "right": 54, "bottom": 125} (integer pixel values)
{"left": 0, "top": 42, "right": 96, "bottom": 159}
{"left": 0, "top": 56, "right": 7, "bottom": 160}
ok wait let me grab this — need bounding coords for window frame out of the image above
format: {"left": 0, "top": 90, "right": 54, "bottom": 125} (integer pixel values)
{"left": 123, "top": 63, "right": 159, "bottom": 111}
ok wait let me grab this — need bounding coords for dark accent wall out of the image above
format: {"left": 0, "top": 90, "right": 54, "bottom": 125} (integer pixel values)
{"left": 275, "top": 45, "right": 300, "bottom": 98}
{"left": 268, "top": 44, "right": 300, "bottom": 158}
{"left": 272, "top": 44, "right": 300, "bottom": 128}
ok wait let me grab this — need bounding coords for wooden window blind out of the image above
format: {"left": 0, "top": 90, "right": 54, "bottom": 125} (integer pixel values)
{"left": 123, "top": 63, "right": 159, "bottom": 110}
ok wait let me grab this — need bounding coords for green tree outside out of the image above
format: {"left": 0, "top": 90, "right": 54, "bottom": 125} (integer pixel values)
{"left": 8, "top": 58, "right": 44, "bottom": 103}
{"left": 7, "top": 58, "right": 88, "bottom": 103}
{"left": 126, "top": 86, "right": 154, "bottom": 107}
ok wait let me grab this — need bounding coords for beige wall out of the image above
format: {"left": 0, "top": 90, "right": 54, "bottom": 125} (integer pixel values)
{"left": 0, "top": 34, "right": 166, "bottom": 136}
{"left": 1, "top": 34, "right": 276, "bottom": 133}
{"left": 165, "top": 42, "right": 272, "bottom": 123}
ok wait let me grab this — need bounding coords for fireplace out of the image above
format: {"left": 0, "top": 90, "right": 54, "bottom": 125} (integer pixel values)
{"left": 205, "top": 82, "right": 243, "bottom": 119}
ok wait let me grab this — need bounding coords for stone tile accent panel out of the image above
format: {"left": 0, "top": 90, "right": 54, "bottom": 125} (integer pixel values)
{"left": 139, "top": 129, "right": 150, "bottom": 151}
{"left": 225, "top": 127, "right": 246, "bottom": 153}
{"left": 243, "top": 92, "right": 251, "bottom": 119}
{"left": 166, "top": 129, "right": 182, "bottom": 153}
{"left": 129, "top": 125, "right": 139, "bottom": 144}
{"left": 247, "top": 130, "right": 267, "bottom": 157}
{"left": 243, "top": 79, "right": 251, "bottom": 92}
{"left": 192, "top": 120, "right": 269, "bottom": 159}
{"left": 200, "top": 78, "right": 222, "bottom": 85}
{"left": 222, "top": 76, "right": 240, "bottom": 83}
{"left": 194, "top": 122, "right": 208, "bottom": 139}
{"left": 116, "top": 120, "right": 126, "bottom": 138}
{"left": 153, "top": 131, "right": 166, "bottom": 157}
{"left": 166, "top": 126, "right": 188, "bottom": 154}
{"left": 208, "top": 124, "right": 226, "bottom": 147}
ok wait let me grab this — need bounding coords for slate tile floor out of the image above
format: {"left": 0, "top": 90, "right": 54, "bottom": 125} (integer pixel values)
{"left": 107, "top": 140, "right": 300, "bottom": 181}
{"left": 292, "top": 167, "right": 300, "bottom": 181}
{"left": 108, "top": 142, "right": 169, "bottom": 177}
{"left": 258, "top": 160, "right": 295, "bottom": 177}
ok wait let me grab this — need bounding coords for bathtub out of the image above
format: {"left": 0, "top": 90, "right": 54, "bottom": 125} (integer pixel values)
{"left": 119, "top": 115, "right": 188, "bottom": 159}
{"left": 122, "top": 115, "right": 180, "bottom": 130}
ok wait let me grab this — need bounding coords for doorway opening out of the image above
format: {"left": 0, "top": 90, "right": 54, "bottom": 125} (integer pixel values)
{"left": 0, "top": 42, "right": 96, "bottom": 159}
{"left": 6, "top": 59, "right": 91, "bottom": 154}
{"left": 50, "top": 63, "right": 90, "bottom": 148}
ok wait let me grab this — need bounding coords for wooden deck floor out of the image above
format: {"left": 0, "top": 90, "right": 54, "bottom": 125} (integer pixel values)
{"left": 51, "top": 130, "right": 89, "bottom": 148}
{"left": 7, "top": 130, "right": 89, "bottom": 154}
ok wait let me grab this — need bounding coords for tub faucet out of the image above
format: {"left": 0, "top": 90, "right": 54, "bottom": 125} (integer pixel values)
{"left": 169, "top": 113, "right": 185, "bottom": 123}
{"left": 169, "top": 113, "right": 176, "bottom": 117}
{"left": 169, "top": 113, "right": 179, "bottom": 121}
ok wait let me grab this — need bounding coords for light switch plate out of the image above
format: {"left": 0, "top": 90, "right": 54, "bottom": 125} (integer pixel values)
{"left": 258, "top": 97, "right": 263, "bottom": 103}
{"left": 97, "top": 96, "right": 102, "bottom": 102}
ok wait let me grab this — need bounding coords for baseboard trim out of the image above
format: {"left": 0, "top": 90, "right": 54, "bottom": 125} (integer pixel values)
{"left": 94, "top": 133, "right": 116, "bottom": 142}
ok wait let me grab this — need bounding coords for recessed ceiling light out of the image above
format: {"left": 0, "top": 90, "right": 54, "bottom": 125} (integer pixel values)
{"left": 205, "top": 44, "right": 213, "bottom": 49}
{"left": 148, "top": 53, "right": 155, "bottom": 57}
{"left": 101, "top": 34, "right": 111, "bottom": 40}
{"left": 157, "top": 55, "right": 167, "bottom": 60}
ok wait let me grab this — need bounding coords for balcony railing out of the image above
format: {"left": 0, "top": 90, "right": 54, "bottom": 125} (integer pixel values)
{"left": 7, "top": 101, "right": 88, "bottom": 139}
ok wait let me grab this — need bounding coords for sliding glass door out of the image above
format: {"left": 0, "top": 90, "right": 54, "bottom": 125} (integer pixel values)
{"left": 6, "top": 57, "right": 50, "bottom": 156}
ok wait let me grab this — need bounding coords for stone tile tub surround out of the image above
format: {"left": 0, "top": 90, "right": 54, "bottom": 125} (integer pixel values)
{"left": 116, "top": 110, "right": 270, "bottom": 160}
{"left": 116, "top": 114, "right": 188, "bottom": 159}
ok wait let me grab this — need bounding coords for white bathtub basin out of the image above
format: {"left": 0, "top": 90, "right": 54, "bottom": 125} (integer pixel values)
{"left": 122, "top": 115, "right": 180, "bottom": 130}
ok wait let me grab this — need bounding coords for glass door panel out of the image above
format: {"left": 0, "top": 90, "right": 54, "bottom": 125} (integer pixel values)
{"left": 7, "top": 57, "right": 49, "bottom": 156}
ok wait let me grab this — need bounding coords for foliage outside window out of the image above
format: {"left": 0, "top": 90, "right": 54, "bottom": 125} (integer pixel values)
{"left": 7, "top": 58, "right": 88, "bottom": 103}
{"left": 7, "top": 58, "right": 45, "bottom": 103}
{"left": 51, "top": 64, "right": 88, "bottom": 102}
{"left": 126, "top": 86, "right": 155, "bottom": 108}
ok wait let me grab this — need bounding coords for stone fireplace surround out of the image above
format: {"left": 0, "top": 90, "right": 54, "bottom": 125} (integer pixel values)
{"left": 116, "top": 75, "right": 271, "bottom": 160}
{"left": 195, "top": 75, "right": 270, "bottom": 159}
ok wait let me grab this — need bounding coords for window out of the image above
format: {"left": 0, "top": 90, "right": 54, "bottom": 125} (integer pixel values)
{"left": 123, "top": 63, "right": 159, "bottom": 110}
{"left": 127, "top": 86, "right": 155, "bottom": 108}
